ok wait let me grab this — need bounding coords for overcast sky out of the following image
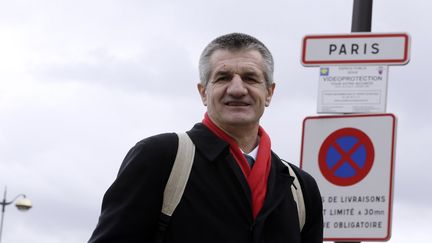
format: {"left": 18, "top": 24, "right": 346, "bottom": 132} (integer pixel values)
{"left": 1, "top": 0, "right": 431, "bottom": 242}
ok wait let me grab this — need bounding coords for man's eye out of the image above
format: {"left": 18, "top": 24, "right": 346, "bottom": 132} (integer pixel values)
{"left": 243, "top": 76, "right": 260, "bottom": 83}
{"left": 215, "top": 76, "right": 230, "bottom": 82}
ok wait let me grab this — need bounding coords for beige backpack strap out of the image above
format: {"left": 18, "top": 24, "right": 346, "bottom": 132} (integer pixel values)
{"left": 161, "top": 133, "right": 195, "bottom": 217}
{"left": 282, "top": 160, "right": 306, "bottom": 231}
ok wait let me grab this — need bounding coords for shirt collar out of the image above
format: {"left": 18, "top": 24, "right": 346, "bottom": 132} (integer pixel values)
{"left": 242, "top": 145, "right": 258, "bottom": 160}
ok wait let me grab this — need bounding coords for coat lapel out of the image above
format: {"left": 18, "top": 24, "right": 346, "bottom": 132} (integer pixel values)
{"left": 187, "top": 123, "right": 254, "bottom": 220}
{"left": 225, "top": 153, "right": 253, "bottom": 210}
{"left": 256, "top": 154, "right": 295, "bottom": 222}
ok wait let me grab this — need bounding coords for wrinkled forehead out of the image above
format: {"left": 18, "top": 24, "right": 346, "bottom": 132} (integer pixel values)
{"left": 208, "top": 49, "right": 266, "bottom": 76}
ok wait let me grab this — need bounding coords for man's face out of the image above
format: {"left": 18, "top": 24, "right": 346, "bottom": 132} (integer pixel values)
{"left": 198, "top": 49, "right": 275, "bottom": 131}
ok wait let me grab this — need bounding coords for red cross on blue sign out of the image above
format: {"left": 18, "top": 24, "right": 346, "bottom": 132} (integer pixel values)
{"left": 318, "top": 127, "right": 375, "bottom": 186}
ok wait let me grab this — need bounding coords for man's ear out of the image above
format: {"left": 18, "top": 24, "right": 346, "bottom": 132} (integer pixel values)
{"left": 265, "top": 82, "right": 276, "bottom": 107}
{"left": 197, "top": 83, "right": 207, "bottom": 106}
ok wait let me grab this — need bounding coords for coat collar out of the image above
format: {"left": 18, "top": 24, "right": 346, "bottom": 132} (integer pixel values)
{"left": 187, "top": 123, "right": 253, "bottom": 219}
{"left": 186, "top": 123, "right": 230, "bottom": 162}
{"left": 186, "top": 123, "right": 297, "bottom": 222}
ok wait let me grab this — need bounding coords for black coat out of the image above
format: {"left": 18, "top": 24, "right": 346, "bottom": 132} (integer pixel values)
{"left": 89, "top": 123, "right": 323, "bottom": 243}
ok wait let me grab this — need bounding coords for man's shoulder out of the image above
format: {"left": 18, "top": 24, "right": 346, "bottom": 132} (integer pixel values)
{"left": 271, "top": 153, "right": 318, "bottom": 187}
{"left": 284, "top": 161, "right": 315, "bottom": 183}
{"left": 118, "top": 132, "right": 179, "bottom": 175}
{"left": 134, "top": 132, "right": 178, "bottom": 149}
{"left": 124, "top": 123, "right": 210, "bottom": 164}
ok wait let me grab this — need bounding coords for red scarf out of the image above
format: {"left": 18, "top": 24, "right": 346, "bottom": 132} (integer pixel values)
{"left": 202, "top": 113, "right": 271, "bottom": 219}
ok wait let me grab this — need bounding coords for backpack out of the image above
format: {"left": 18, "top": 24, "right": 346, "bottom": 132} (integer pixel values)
{"left": 156, "top": 133, "right": 306, "bottom": 240}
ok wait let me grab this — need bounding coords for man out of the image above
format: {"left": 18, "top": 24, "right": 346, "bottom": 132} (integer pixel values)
{"left": 89, "top": 33, "right": 323, "bottom": 243}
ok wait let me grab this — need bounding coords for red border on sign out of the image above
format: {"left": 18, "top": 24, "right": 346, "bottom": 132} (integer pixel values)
{"left": 318, "top": 127, "right": 374, "bottom": 186}
{"left": 301, "top": 33, "right": 410, "bottom": 66}
{"left": 300, "top": 113, "right": 396, "bottom": 242}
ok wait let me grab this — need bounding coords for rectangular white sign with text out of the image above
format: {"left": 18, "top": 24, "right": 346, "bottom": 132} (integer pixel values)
{"left": 317, "top": 66, "right": 388, "bottom": 114}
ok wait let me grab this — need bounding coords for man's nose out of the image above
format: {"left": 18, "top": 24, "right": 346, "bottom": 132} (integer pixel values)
{"left": 226, "top": 74, "right": 247, "bottom": 96}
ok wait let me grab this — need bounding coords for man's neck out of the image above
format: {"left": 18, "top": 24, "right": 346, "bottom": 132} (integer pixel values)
{"left": 219, "top": 124, "right": 260, "bottom": 154}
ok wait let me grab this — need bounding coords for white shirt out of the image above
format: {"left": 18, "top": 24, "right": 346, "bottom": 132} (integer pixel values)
{"left": 242, "top": 145, "right": 258, "bottom": 161}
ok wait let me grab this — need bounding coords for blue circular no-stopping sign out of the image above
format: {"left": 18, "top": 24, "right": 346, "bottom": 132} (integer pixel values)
{"left": 318, "top": 127, "right": 374, "bottom": 186}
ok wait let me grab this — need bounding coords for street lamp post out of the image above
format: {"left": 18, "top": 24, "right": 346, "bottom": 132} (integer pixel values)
{"left": 0, "top": 187, "right": 32, "bottom": 243}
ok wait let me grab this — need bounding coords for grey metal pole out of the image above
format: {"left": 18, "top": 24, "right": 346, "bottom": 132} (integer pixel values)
{"left": 351, "top": 0, "right": 373, "bottom": 32}
{"left": 0, "top": 187, "right": 7, "bottom": 243}
{"left": 334, "top": 1, "right": 374, "bottom": 243}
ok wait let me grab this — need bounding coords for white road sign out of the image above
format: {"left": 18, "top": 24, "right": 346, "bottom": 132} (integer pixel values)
{"left": 317, "top": 66, "right": 389, "bottom": 114}
{"left": 300, "top": 114, "right": 396, "bottom": 241}
{"left": 301, "top": 33, "right": 410, "bottom": 66}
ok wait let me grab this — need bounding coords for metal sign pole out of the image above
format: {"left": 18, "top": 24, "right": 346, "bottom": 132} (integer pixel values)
{"left": 334, "top": 1, "right": 373, "bottom": 243}
{"left": 351, "top": 0, "right": 373, "bottom": 32}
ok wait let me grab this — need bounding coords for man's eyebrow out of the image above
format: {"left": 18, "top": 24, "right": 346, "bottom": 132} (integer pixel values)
{"left": 242, "top": 71, "right": 260, "bottom": 77}
{"left": 213, "top": 70, "right": 232, "bottom": 76}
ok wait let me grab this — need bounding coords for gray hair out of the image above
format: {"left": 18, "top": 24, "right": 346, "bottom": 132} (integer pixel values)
{"left": 199, "top": 33, "right": 274, "bottom": 87}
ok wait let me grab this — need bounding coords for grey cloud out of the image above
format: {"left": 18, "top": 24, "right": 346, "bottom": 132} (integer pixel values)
{"left": 30, "top": 45, "right": 197, "bottom": 97}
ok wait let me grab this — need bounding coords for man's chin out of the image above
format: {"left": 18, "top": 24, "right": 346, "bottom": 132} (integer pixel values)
{"left": 222, "top": 116, "right": 258, "bottom": 127}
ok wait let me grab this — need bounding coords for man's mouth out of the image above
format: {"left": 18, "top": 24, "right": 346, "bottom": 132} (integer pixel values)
{"left": 225, "top": 101, "right": 250, "bottom": 106}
